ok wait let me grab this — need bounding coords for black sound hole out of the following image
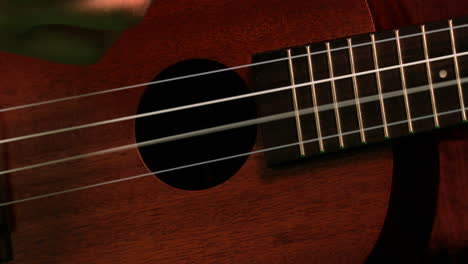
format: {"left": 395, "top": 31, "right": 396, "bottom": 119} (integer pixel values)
{"left": 135, "top": 59, "right": 257, "bottom": 190}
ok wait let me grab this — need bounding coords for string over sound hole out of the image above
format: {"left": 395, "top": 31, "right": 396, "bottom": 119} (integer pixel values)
{"left": 135, "top": 59, "right": 257, "bottom": 190}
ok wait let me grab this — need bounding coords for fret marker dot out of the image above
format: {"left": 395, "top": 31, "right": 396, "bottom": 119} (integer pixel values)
{"left": 439, "top": 70, "right": 448, "bottom": 79}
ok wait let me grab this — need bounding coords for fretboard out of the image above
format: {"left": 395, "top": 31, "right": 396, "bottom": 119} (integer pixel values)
{"left": 253, "top": 16, "right": 468, "bottom": 166}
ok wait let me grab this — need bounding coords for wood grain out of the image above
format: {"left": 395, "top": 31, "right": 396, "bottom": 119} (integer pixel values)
{"left": 0, "top": 0, "right": 395, "bottom": 263}
{"left": 0, "top": 0, "right": 465, "bottom": 263}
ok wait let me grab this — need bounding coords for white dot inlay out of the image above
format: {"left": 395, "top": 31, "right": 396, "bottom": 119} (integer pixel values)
{"left": 439, "top": 69, "right": 448, "bottom": 79}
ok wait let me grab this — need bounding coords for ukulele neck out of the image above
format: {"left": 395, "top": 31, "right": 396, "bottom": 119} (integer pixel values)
{"left": 253, "top": 16, "right": 468, "bottom": 166}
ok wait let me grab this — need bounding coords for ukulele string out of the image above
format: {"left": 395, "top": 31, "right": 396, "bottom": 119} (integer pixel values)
{"left": 1, "top": 104, "right": 466, "bottom": 207}
{"left": 0, "top": 22, "right": 467, "bottom": 114}
{"left": 1, "top": 22, "right": 467, "bottom": 205}
{"left": 2, "top": 49, "right": 468, "bottom": 146}
{"left": 0, "top": 76, "right": 466, "bottom": 177}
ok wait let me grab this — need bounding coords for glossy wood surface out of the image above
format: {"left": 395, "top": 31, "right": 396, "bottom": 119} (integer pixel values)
{"left": 0, "top": 0, "right": 465, "bottom": 263}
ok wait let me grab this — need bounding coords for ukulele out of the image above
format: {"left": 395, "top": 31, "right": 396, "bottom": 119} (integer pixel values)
{"left": 0, "top": 0, "right": 467, "bottom": 263}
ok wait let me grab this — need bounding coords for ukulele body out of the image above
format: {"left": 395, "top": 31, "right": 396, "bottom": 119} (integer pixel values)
{"left": 0, "top": 0, "right": 466, "bottom": 263}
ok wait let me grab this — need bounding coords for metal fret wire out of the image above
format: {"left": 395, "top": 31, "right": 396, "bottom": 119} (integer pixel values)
{"left": 306, "top": 45, "right": 325, "bottom": 152}
{"left": 326, "top": 42, "right": 345, "bottom": 148}
{"left": 1, "top": 23, "right": 468, "bottom": 114}
{"left": 347, "top": 38, "right": 366, "bottom": 143}
{"left": 1, "top": 76, "right": 467, "bottom": 177}
{"left": 1, "top": 103, "right": 466, "bottom": 207}
{"left": 287, "top": 49, "right": 306, "bottom": 156}
{"left": 449, "top": 19, "right": 468, "bottom": 121}
{"left": 2, "top": 49, "right": 468, "bottom": 146}
{"left": 421, "top": 25, "right": 440, "bottom": 127}
{"left": 370, "top": 33, "right": 390, "bottom": 138}
{"left": 395, "top": 29, "right": 414, "bottom": 133}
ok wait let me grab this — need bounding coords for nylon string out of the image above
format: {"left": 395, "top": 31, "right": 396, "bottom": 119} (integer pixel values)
{"left": 0, "top": 76, "right": 466, "bottom": 176}
{"left": 0, "top": 23, "right": 467, "bottom": 114}
{"left": 1, "top": 104, "right": 466, "bottom": 207}
{"left": 2, "top": 50, "right": 468, "bottom": 145}
{"left": 0, "top": 22, "right": 467, "bottom": 206}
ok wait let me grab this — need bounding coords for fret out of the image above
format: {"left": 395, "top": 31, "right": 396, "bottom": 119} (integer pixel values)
{"left": 325, "top": 42, "right": 345, "bottom": 148}
{"left": 449, "top": 19, "right": 467, "bottom": 121}
{"left": 308, "top": 43, "right": 340, "bottom": 153}
{"left": 346, "top": 33, "right": 386, "bottom": 144}
{"left": 453, "top": 17, "right": 468, "bottom": 121}
{"left": 328, "top": 39, "right": 362, "bottom": 149}
{"left": 421, "top": 25, "right": 440, "bottom": 127}
{"left": 374, "top": 30, "right": 409, "bottom": 138}
{"left": 398, "top": 25, "right": 436, "bottom": 133}
{"left": 370, "top": 34, "right": 389, "bottom": 139}
{"left": 252, "top": 15, "right": 468, "bottom": 166}
{"left": 424, "top": 20, "right": 463, "bottom": 128}
{"left": 288, "top": 46, "right": 321, "bottom": 156}
{"left": 306, "top": 46, "right": 325, "bottom": 152}
{"left": 347, "top": 38, "right": 366, "bottom": 143}
{"left": 287, "top": 49, "right": 306, "bottom": 156}
{"left": 395, "top": 29, "right": 414, "bottom": 133}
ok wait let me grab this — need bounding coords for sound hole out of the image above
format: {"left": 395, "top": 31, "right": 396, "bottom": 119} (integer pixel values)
{"left": 135, "top": 59, "right": 257, "bottom": 190}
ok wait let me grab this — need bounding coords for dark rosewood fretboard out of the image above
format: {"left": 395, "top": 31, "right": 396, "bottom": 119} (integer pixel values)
{"left": 253, "top": 16, "right": 468, "bottom": 166}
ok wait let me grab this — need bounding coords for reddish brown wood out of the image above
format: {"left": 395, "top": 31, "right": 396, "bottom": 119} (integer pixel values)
{"left": 0, "top": 0, "right": 465, "bottom": 263}
{"left": 0, "top": 0, "right": 394, "bottom": 263}
{"left": 367, "top": 0, "right": 468, "bottom": 30}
